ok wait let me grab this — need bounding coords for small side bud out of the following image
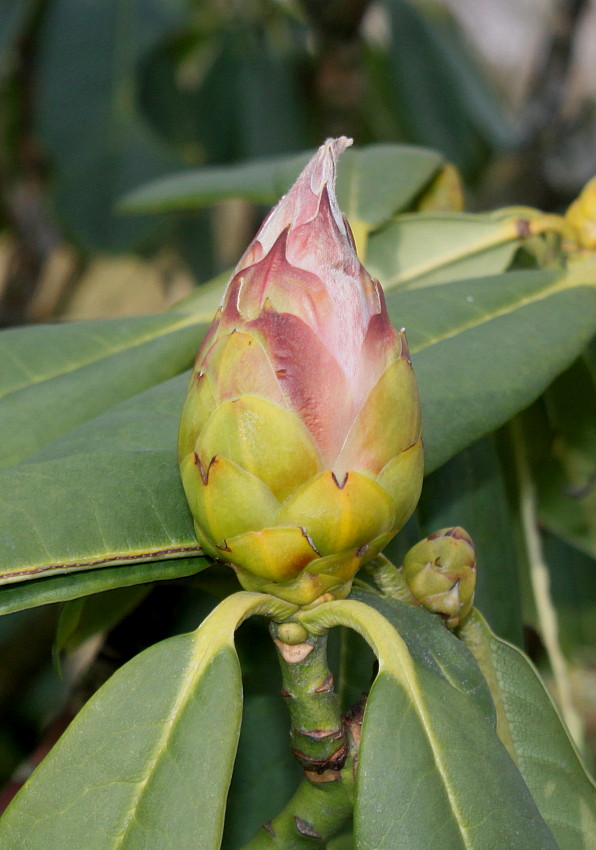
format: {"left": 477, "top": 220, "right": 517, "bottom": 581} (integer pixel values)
{"left": 276, "top": 622, "right": 309, "bottom": 645}
{"left": 402, "top": 527, "right": 476, "bottom": 628}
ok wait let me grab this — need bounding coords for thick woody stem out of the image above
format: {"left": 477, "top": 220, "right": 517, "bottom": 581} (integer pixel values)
{"left": 241, "top": 695, "right": 364, "bottom": 849}
{"left": 270, "top": 622, "right": 347, "bottom": 781}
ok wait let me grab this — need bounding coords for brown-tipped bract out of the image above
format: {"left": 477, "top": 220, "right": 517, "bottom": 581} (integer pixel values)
{"left": 179, "top": 138, "right": 423, "bottom": 605}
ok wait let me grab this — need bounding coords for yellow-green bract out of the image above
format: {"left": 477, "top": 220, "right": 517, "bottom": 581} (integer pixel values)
{"left": 178, "top": 138, "right": 423, "bottom": 605}
{"left": 403, "top": 527, "right": 477, "bottom": 627}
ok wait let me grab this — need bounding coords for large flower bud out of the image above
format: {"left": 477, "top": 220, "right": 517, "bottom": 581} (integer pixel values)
{"left": 178, "top": 138, "right": 423, "bottom": 605}
{"left": 402, "top": 527, "right": 476, "bottom": 628}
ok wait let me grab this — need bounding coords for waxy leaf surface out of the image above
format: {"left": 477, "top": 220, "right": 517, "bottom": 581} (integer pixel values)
{"left": 0, "top": 312, "right": 209, "bottom": 467}
{"left": 0, "top": 593, "right": 293, "bottom": 849}
{"left": 459, "top": 611, "right": 596, "bottom": 850}
{"left": 301, "top": 597, "right": 557, "bottom": 850}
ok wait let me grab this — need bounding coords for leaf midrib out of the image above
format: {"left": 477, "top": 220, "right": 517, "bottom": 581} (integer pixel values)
{"left": 408, "top": 276, "right": 595, "bottom": 356}
{"left": 110, "top": 630, "right": 221, "bottom": 849}
{"left": 306, "top": 601, "right": 475, "bottom": 849}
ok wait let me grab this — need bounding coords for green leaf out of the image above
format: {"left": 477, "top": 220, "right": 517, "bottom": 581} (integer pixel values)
{"left": 301, "top": 599, "right": 558, "bottom": 850}
{"left": 0, "top": 0, "right": 32, "bottom": 76}
{"left": 120, "top": 143, "right": 443, "bottom": 224}
{"left": 0, "top": 592, "right": 295, "bottom": 850}
{"left": 535, "top": 351, "right": 596, "bottom": 559}
{"left": 459, "top": 610, "right": 596, "bottom": 850}
{"left": 120, "top": 150, "right": 312, "bottom": 213}
{"left": 349, "top": 587, "right": 494, "bottom": 719}
{"left": 0, "top": 558, "right": 206, "bottom": 618}
{"left": 381, "top": 0, "right": 511, "bottom": 172}
{"left": 34, "top": 0, "right": 189, "bottom": 250}
{"left": 334, "top": 145, "right": 444, "bottom": 230}
{"left": 0, "top": 375, "right": 206, "bottom": 584}
{"left": 367, "top": 212, "right": 521, "bottom": 289}
{"left": 55, "top": 585, "right": 150, "bottom": 655}
{"left": 416, "top": 436, "right": 524, "bottom": 645}
{"left": 0, "top": 311, "right": 209, "bottom": 466}
{"left": 397, "top": 270, "right": 596, "bottom": 473}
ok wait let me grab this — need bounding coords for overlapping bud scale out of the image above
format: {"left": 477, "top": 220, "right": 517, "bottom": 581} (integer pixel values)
{"left": 402, "top": 527, "right": 477, "bottom": 627}
{"left": 179, "top": 138, "right": 423, "bottom": 605}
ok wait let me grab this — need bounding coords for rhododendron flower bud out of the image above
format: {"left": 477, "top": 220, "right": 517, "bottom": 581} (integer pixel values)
{"left": 402, "top": 527, "right": 476, "bottom": 628}
{"left": 178, "top": 138, "right": 423, "bottom": 605}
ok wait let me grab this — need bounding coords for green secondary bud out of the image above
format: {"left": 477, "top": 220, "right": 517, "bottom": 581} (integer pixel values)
{"left": 402, "top": 527, "right": 476, "bottom": 628}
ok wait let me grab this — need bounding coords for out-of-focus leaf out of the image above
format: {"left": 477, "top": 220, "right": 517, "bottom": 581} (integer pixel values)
{"left": 0, "top": 270, "right": 594, "bottom": 588}
{"left": 381, "top": 0, "right": 512, "bottom": 172}
{"left": 303, "top": 597, "right": 557, "bottom": 850}
{"left": 416, "top": 436, "right": 524, "bottom": 645}
{"left": 34, "top": 0, "right": 190, "bottom": 250}
{"left": 55, "top": 585, "right": 150, "bottom": 655}
{"left": 542, "top": 530, "right": 596, "bottom": 654}
{"left": 138, "top": 31, "right": 241, "bottom": 164}
{"left": 0, "top": 593, "right": 293, "bottom": 850}
{"left": 536, "top": 351, "right": 596, "bottom": 559}
{"left": 367, "top": 212, "right": 521, "bottom": 289}
{"left": 139, "top": 22, "right": 307, "bottom": 165}
{"left": 0, "top": 311, "right": 209, "bottom": 467}
{"left": 235, "top": 28, "right": 307, "bottom": 161}
{"left": 459, "top": 610, "right": 596, "bottom": 850}
{"left": 120, "top": 143, "right": 444, "bottom": 225}
{"left": 0, "top": 0, "right": 32, "bottom": 75}
{"left": 222, "top": 693, "right": 300, "bottom": 849}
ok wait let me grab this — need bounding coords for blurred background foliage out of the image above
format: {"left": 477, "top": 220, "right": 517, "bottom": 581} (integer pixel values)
{"left": 0, "top": 0, "right": 594, "bottom": 816}
{"left": 1, "top": 0, "right": 595, "bottom": 323}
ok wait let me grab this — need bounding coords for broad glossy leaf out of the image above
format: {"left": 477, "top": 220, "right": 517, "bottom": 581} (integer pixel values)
{"left": 348, "top": 588, "right": 493, "bottom": 718}
{"left": 459, "top": 610, "right": 596, "bottom": 850}
{"left": 0, "top": 311, "right": 209, "bottom": 467}
{"left": 120, "top": 143, "right": 443, "bottom": 227}
{"left": 0, "top": 558, "right": 206, "bottom": 618}
{"left": 34, "top": 0, "right": 188, "bottom": 250}
{"left": 416, "top": 436, "right": 524, "bottom": 645}
{"left": 0, "top": 592, "right": 294, "bottom": 849}
{"left": 302, "top": 599, "right": 557, "bottom": 850}
{"left": 367, "top": 212, "right": 520, "bottom": 289}
{"left": 399, "top": 270, "right": 596, "bottom": 472}
{"left": 1, "top": 270, "right": 594, "bottom": 588}
{"left": 0, "top": 375, "right": 204, "bottom": 584}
